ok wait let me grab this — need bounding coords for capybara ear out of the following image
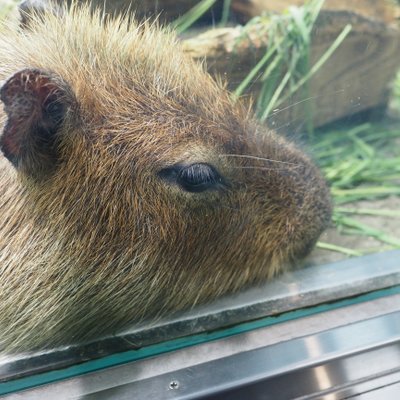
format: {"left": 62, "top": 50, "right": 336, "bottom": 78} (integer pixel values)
{"left": 0, "top": 68, "right": 75, "bottom": 180}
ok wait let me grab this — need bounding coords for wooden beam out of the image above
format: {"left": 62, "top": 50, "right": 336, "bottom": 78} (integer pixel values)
{"left": 183, "top": 10, "right": 400, "bottom": 129}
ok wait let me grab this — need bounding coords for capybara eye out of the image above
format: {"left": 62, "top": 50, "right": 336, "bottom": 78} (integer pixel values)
{"left": 159, "top": 163, "right": 223, "bottom": 193}
{"left": 177, "top": 163, "right": 223, "bottom": 193}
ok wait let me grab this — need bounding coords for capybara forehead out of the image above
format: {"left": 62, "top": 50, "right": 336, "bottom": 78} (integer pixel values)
{"left": 77, "top": 74, "right": 248, "bottom": 153}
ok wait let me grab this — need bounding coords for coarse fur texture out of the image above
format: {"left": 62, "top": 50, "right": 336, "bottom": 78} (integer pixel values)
{"left": 0, "top": 3, "right": 332, "bottom": 352}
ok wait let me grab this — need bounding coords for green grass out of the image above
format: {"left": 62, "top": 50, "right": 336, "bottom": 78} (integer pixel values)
{"left": 171, "top": 0, "right": 234, "bottom": 34}
{"left": 392, "top": 70, "right": 400, "bottom": 111}
{"left": 171, "top": 0, "right": 218, "bottom": 34}
{"left": 313, "top": 123, "right": 400, "bottom": 255}
{"left": 232, "top": 0, "right": 351, "bottom": 132}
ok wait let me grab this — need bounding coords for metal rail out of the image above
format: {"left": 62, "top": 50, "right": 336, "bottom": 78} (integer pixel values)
{"left": 3, "top": 300, "right": 400, "bottom": 399}
{"left": 1, "top": 250, "right": 400, "bottom": 396}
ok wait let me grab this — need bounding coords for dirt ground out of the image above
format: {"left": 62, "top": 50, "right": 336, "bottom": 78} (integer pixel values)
{"left": 307, "top": 195, "right": 400, "bottom": 266}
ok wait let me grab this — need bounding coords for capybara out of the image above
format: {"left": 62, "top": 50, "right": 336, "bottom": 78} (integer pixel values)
{"left": 0, "top": 3, "right": 331, "bottom": 352}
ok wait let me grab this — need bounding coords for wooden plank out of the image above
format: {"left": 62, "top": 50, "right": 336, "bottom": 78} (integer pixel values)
{"left": 183, "top": 10, "right": 400, "bottom": 129}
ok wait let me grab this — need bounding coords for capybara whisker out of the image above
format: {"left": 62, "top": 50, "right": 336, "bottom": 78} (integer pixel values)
{"left": 220, "top": 154, "right": 298, "bottom": 165}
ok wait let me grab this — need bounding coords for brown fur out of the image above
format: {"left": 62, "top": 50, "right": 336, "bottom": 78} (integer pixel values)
{"left": 0, "top": 4, "right": 331, "bottom": 352}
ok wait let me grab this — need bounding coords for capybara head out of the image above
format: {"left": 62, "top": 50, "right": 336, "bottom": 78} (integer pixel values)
{"left": 0, "top": 4, "right": 331, "bottom": 351}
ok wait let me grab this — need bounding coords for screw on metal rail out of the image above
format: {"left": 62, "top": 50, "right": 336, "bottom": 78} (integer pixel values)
{"left": 169, "top": 380, "right": 180, "bottom": 390}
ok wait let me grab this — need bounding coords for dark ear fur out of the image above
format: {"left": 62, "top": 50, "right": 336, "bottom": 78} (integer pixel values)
{"left": 0, "top": 68, "right": 75, "bottom": 180}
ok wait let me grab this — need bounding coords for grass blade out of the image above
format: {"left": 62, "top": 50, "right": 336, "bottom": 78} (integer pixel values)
{"left": 316, "top": 242, "right": 363, "bottom": 257}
